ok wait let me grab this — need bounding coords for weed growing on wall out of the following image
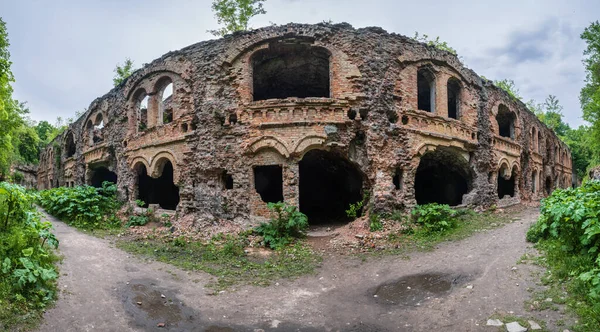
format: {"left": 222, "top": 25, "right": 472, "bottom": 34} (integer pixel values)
{"left": 0, "top": 182, "right": 59, "bottom": 330}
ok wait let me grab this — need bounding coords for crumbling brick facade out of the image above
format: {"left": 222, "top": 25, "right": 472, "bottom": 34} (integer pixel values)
{"left": 37, "top": 23, "right": 573, "bottom": 225}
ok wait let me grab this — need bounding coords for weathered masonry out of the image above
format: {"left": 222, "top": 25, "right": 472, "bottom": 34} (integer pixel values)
{"left": 37, "top": 23, "right": 573, "bottom": 225}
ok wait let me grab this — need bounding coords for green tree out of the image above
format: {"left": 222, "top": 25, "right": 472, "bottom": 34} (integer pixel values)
{"left": 35, "top": 120, "right": 57, "bottom": 143}
{"left": 412, "top": 32, "right": 457, "bottom": 55}
{"left": 209, "top": 0, "right": 267, "bottom": 37}
{"left": 0, "top": 17, "right": 21, "bottom": 174}
{"left": 112, "top": 58, "right": 136, "bottom": 87}
{"left": 494, "top": 79, "right": 522, "bottom": 100}
{"left": 539, "top": 95, "right": 570, "bottom": 137}
{"left": 580, "top": 21, "right": 600, "bottom": 166}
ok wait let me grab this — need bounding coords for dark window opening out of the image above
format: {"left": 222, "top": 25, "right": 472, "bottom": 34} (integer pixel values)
{"left": 447, "top": 78, "right": 460, "bottom": 119}
{"left": 254, "top": 165, "right": 284, "bottom": 203}
{"left": 537, "top": 132, "right": 542, "bottom": 153}
{"left": 181, "top": 123, "right": 188, "bottom": 132}
{"left": 417, "top": 68, "right": 435, "bottom": 112}
{"left": 252, "top": 42, "right": 330, "bottom": 101}
{"left": 497, "top": 169, "right": 515, "bottom": 198}
{"left": 415, "top": 149, "right": 470, "bottom": 206}
{"left": 163, "top": 109, "right": 173, "bottom": 124}
{"left": 496, "top": 105, "right": 515, "bottom": 139}
{"left": 139, "top": 95, "right": 149, "bottom": 131}
{"left": 393, "top": 168, "right": 403, "bottom": 190}
{"left": 136, "top": 161, "right": 180, "bottom": 210}
{"left": 65, "top": 132, "right": 76, "bottom": 158}
{"left": 229, "top": 113, "right": 238, "bottom": 125}
{"left": 401, "top": 115, "right": 409, "bottom": 125}
{"left": 299, "top": 150, "right": 363, "bottom": 224}
{"left": 90, "top": 167, "right": 117, "bottom": 188}
{"left": 222, "top": 171, "right": 234, "bottom": 189}
{"left": 545, "top": 177, "right": 552, "bottom": 195}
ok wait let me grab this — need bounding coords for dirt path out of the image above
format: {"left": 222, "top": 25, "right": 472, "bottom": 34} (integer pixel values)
{"left": 38, "top": 207, "right": 564, "bottom": 332}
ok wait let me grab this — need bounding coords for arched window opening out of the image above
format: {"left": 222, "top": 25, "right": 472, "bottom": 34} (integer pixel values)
{"left": 537, "top": 131, "right": 542, "bottom": 153}
{"left": 531, "top": 170, "right": 537, "bottom": 193}
{"left": 447, "top": 78, "right": 461, "bottom": 119}
{"left": 139, "top": 94, "right": 149, "bottom": 131}
{"left": 299, "top": 150, "right": 363, "bottom": 224}
{"left": 417, "top": 68, "right": 436, "bottom": 112}
{"left": 158, "top": 80, "right": 174, "bottom": 125}
{"left": 136, "top": 160, "right": 180, "bottom": 210}
{"left": 497, "top": 164, "right": 515, "bottom": 198}
{"left": 496, "top": 105, "right": 515, "bottom": 139}
{"left": 252, "top": 42, "right": 330, "bottom": 101}
{"left": 531, "top": 128, "right": 536, "bottom": 150}
{"left": 254, "top": 165, "right": 284, "bottom": 203}
{"left": 393, "top": 168, "right": 403, "bottom": 191}
{"left": 415, "top": 148, "right": 471, "bottom": 206}
{"left": 65, "top": 132, "right": 76, "bottom": 158}
{"left": 89, "top": 167, "right": 117, "bottom": 188}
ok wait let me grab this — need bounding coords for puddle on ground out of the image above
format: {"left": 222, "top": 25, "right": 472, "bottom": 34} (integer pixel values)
{"left": 373, "top": 272, "right": 474, "bottom": 306}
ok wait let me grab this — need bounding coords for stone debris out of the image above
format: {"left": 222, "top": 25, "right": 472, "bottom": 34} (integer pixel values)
{"left": 486, "top": 319, "right": 503, "bottom": 326}
{"left": 505, "top": 321, "right": 527, "bottom": 332}
{"left": 527, "top": 320, "right": 541, "bottom": 330}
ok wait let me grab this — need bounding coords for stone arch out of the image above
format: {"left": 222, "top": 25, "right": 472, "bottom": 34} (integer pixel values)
{"left": 150, "top": 151, "right": 179, "bottom": 183}
{"left": 293, "top": 135, "right": 327, "bottom": 156}
{"left": 248, "top": 136, "right": 290, "bottom": 157}
{"left": 130, "top": 157, "right": 151, "bottom": 175}
{"left": 417, "top": 66, "right": 436, "bottom": 112}
{"left": 153, "top": 75, "right": 175, "bottom": 125}
{"left": 496, "top": 104, "right": 516, "bottom": 139}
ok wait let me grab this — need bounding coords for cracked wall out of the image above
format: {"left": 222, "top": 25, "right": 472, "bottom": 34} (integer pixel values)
{"left": 37, "top": 23, "right": 573, "bottom": 225}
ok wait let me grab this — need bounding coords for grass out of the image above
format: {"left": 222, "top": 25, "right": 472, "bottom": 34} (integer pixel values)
{"left": 116, "top": 234, "right": 322, "bottom": 292}
{"left": 525, "top": 239, "right": 600, "bottom": 332}
{"left": 378, "top": 207, "right": 522, "bottom": 255}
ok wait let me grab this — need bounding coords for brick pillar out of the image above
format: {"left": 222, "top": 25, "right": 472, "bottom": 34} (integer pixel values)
{"left": 283, "top": 162, "right": 299, "bottom": 209}
{"left": 436, "top": 73, "right": 448, "bottom": 118}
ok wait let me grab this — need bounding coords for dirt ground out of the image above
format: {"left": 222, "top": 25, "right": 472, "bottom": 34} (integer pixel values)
{"left": 37, "top": 207, "right": 571, "bottom": 332}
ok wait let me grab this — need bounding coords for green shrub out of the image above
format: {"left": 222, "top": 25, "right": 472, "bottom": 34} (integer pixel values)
{"left": 255, "top": 202, "right": 308, "bottom": 249}
{"left": 126, "top": 215, "right": 148, "bottom": 227}
{"left": 411, "top": 203, "right": 457, "bottom": 234}
{"left": 38, "top": 181, "right": 121, "bottom": 230}
{"left": 346, "top": 192, "right": 369, "bottom": 219}
{"left": 527, "top": 181, "right": 600, "bottom": 300}
{"left": 369, "top": 213, "right": 383, "bottom": 232}
{"left": 0, "top": 182, "right": 59, "bottom": 329}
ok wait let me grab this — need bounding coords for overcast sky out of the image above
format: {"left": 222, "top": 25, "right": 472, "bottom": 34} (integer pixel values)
{"left": 2, "top": 0, "right": 598, "bottom": 127}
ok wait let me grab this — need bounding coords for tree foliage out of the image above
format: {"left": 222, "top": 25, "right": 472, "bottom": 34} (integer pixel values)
{"left": 209, "top": 0, "right": 267, "bottom": 37}
{"left": 581, "top": 21, "right": 600, "bottom": 167}
{"left": 412, "top": 32, "right": 457, "bottom": 55}
{"left": 494, "top": 79, "right": 522, "bottom": 100}
{"left": 112, "top": 58, "right": 136, "bottom": 87}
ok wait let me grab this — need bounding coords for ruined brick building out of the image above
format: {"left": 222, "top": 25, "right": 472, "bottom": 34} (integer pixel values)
{"left": 36, "top": 23, "right": 573, "bottom": 224}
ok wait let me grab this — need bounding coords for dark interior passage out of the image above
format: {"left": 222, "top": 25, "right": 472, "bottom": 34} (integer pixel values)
{"left": 136, "top": 162, "right": 180, "bottom": 210}
{"left": 545, "top": 177, "right": 552, "bottom": 195}
{"left": 415, "top": 149, "right": 470, "bottom": 206}
{"left": 252, "top": 42, "right": 330, "bottom": 101}
{"left": 447, "top": 78, "right": 460, "bottom": 119}
{"left": 254, "top": 165, "right": 284, "bottom": 203}
{"left": 90, "top": 167, "right": 117, "bottom": 188}
{"left": 496, "top": 105, "right": 515, "bottom": 139}
{"left": 417, "top": 68, "right": 435, "bottom": 112}
{"left": 497, "top": 173, "right": 515, "bottom": 198}
{"left": 299, "top": 150, "right": 363, "bottom": 224}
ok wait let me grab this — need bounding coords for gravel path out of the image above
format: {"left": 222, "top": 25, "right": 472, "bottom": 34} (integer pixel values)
{"left": 38, "top": 207, "right": 566, "bottom": 332}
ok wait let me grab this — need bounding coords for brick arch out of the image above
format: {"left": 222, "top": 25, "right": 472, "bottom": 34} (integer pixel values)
{"left": 130, "top": 157, "right": 151, "bottom": 176}
{"left": 293, "top": 135, "right": 327, "bottom": 156}
{"left": 150, "top": 151, "right": 179, "bottom": 182}
{"left": 248, "top": 136, "right": 290, "bottom": 157}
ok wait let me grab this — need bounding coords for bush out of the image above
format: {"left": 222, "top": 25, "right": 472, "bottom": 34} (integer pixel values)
{"left": 527, "top": 181, "right": 600, "bottom": 299}
{"left": 0, "top": 182, "right": 59, "bottom": 329}
{"left": 38, "top": 181, "right": 121, "bottom": 230}
{"left": 126, "top": 215, "right": 148, "bottom": 227}
{"left": 411, "top": 203, "right": 457, "bottom": 234}
{"left": 369, "top": 213, "right": 383, "bottom": 232}
{"left": 255, "top": 202, "right": 309, "bottom": 249}
{"left": 346, "top": 192, "right": 369, "bottom": 219}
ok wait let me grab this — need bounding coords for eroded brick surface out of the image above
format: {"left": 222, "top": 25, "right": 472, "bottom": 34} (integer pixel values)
{"left": 36, "top": 23, "right": 573, "bottom": 225}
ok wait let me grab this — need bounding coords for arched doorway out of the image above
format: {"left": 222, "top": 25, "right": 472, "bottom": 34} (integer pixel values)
{"left": 89, "top": 166, "right": 117, "bottom": 188}
{"left": 414, "top": 148, "right": 471, "bottom": 206}
{"left": 497, "top": 164, "right": 516, "bottom": 199}
{"left": 299, "top": 150, "right": 363, "bottom": 224}
{"left": 135, "top": 160, "right": 179, "bottom": 210}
